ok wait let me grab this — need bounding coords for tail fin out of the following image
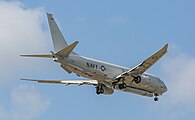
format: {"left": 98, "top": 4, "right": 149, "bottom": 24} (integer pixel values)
{"left": 47, "top": 13, "right": 68, "bottom": 52}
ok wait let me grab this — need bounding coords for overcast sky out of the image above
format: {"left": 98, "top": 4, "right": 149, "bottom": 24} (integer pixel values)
{"left": 0, "top": 0, "right": 195, "bottom": 120}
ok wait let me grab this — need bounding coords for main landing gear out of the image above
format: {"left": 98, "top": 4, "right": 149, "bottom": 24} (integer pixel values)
{"left": 118, "top": 83, "right": 127, "bottom": 89}
{"left": 133, "top": 76, "right": 141, "bottom": 84}
{"left": 114, "top": 77, "right": 127, "bottom": 90}
{"left": 113, "top": 76, "right": 141, "bottom": 90}
{"left": 96, "top": 84, "right": 104, "bottom": 94}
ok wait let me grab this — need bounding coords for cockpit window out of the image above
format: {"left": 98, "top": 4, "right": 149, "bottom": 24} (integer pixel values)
{"left": 157, "top": 78, "right": 165, "bottom": 86}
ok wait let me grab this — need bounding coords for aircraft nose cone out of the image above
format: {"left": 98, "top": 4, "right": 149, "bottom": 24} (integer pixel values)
{"left": 163, "top": 85, "right": 168, "bottom": 93}
{"left": 160, "top": 84, "right": 167, "bottom": 93}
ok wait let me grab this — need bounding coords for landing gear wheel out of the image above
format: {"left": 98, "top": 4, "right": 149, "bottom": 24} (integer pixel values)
{"left": 96, "top": 84, "right": 104, "bottom": 94}
{"left": 122, "top": 83, "right": 127, "bottom": 88}
{"left": 100, "top": 88, "right": 104, "bottom": 94}
{"left": 118, "top": 83, "right": 127, "bottom": 89}
{"left": 96, "top": 86, "right": 101, "bottom": 95}
{"left": 154, "top": 97, "right": 159, "bottom": 101}
{"left": 118, "top": 84, "right": 123, "bottom": 89}
{"left": 134, "top": 76, "right": 141, "bottom": 84}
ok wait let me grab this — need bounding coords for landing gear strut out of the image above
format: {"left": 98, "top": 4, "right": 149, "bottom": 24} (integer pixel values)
{"left": 96, "top": 84, "right": 104, "bottom": 94}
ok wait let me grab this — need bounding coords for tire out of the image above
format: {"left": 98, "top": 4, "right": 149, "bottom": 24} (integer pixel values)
{"left": 134, "top": 76, "right": 141, "bottom": 84}
{"left": 100, "top": 88, "right": 104, "bottom": 94}
{"left": 96, "top": 86, "right": 101, "bottom": 95}
{"left": 118, "top": 84, "right": 123, "bottom": 89}
{"left": 119, "top": 83, "right": 126, "bottom": 89}
{"left": 122, "top": 83, "right": 127, "bottom": 89}
{"left": 154, "top": 97, "right": 159, "bottom": 101}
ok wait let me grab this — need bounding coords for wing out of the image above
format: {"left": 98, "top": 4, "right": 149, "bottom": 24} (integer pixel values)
{"left": 116, "top": 44, "right": 168, "bottom": 78}
{"left": 20, "top": 78, "right": 98, "bottom": 86}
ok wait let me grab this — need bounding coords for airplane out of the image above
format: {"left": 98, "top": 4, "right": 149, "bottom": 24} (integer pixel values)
{"left": 21, "top": 13, "right": 168, "bottom": 101}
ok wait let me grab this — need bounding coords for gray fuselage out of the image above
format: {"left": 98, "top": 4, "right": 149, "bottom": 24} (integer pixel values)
{"left": 58, "top": 54, "right": 167, "bottom": 97}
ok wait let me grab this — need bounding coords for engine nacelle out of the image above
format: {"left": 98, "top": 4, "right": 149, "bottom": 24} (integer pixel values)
{"left": 102, "top": 84, "right": 114, "bottom": 95}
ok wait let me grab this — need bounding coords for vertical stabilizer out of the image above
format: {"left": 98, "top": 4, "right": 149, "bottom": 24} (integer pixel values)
{"left": 47, "top": 13, "right": 68, "bottom": 52}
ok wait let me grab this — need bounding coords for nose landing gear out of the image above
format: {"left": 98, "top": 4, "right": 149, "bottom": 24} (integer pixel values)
{"left": 154, "top": 93, "right": 159, "bottom": 101}
{"left": 154, "top": 97, "right": 159, "bottom": 101}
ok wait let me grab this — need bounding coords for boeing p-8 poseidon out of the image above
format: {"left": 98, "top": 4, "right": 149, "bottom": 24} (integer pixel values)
{"left": 21, "top": 13, "right": 168, "bottom": 101}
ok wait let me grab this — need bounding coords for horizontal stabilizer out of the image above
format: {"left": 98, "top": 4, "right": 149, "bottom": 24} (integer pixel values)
{"left": 21, "top": 54, "right": 52, "bottom": 58}
{"left": 20, "top": 78, "right": 98, "bottom": 86}
{"left": 56, "top": 41, "right": 79, "bottom": 57}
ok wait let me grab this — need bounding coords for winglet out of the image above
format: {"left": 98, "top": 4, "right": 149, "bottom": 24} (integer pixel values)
{"left": 164, "top": 44, "right": 168, "bottom": 52}
{"left": 56, "top": 41, "right": 79, "bottom": 57}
